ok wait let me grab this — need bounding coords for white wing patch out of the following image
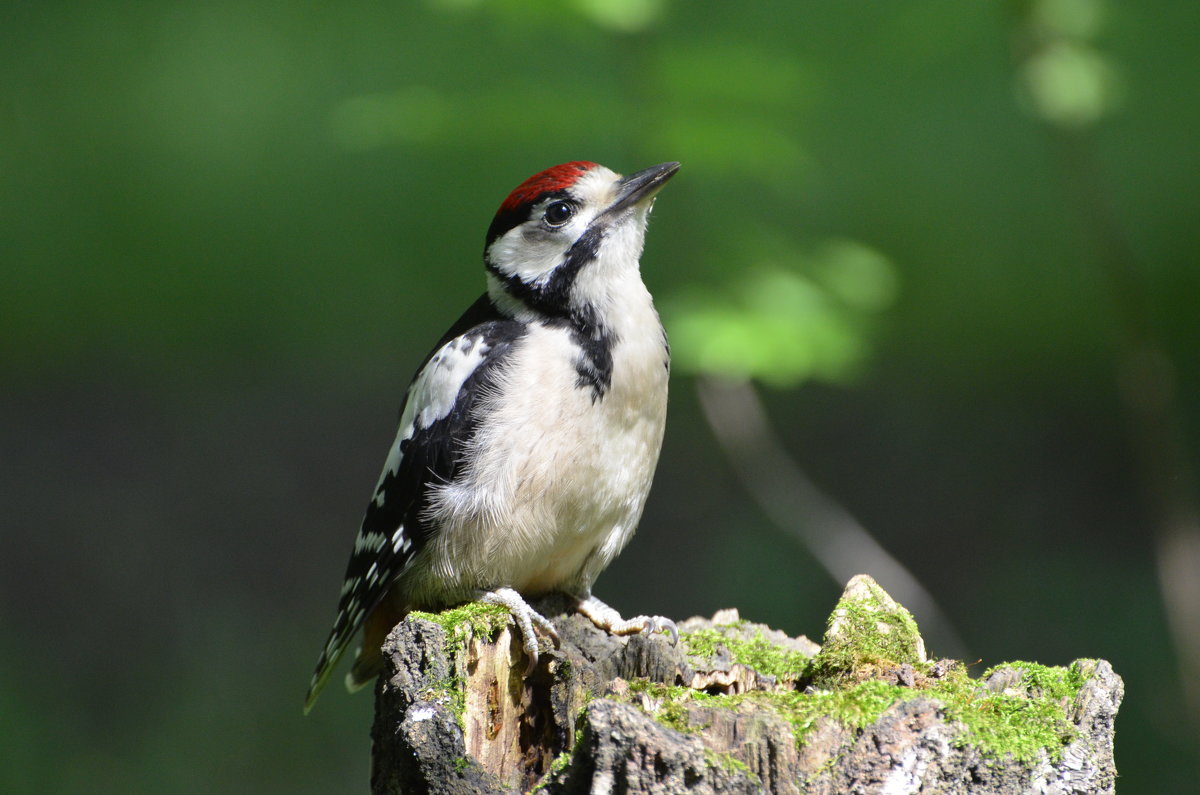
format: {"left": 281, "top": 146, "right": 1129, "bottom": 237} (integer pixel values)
{"left": 371, "top": 334, "right": 491, "bottom": 506}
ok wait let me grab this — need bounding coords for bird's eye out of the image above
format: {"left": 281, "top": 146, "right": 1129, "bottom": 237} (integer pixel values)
{"left": 543, "top": 201, "right": 575, "bottom": 227}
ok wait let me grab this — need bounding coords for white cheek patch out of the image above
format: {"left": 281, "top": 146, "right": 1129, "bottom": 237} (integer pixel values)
{"left": 371, "top": 335, "right": 491, "bottom": 502}
{"left": 488, "top": 227, "right": 573, "bottom": 286}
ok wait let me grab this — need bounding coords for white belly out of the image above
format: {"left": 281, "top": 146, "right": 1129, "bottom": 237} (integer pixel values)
{"left": 411, "top": 320, "right": 668, "bottom": 603}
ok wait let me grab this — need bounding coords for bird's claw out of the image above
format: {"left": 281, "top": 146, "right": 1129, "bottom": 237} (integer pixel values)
{"left": 478, "top": 587, "right": 558, "bottom": 675}
{"left": 644, "top": 615, "right": 680, "bottom": 646}
{"left": 576, "top": 594, "right": 678, "bottom": 645}
{"left": 522, "top": 609, "right": 562, "bottom": 674}
{"left": 530, "top": 609, "right": 561, "bottom": 648}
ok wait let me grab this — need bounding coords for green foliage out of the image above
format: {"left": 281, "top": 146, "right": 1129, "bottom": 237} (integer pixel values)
{"left": 6, "top": 0, "right": 1183, "bottom": 389}
{"left": 1015, "top": 0, "right": 1122, "bottom": 128}
{"left": 666, "top": 239, "right": 896, "bottom": 387}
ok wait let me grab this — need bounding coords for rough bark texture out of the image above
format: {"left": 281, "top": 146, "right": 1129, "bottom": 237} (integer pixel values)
{"left": 370, "top": 576, "right": 1123, "bottom": 794}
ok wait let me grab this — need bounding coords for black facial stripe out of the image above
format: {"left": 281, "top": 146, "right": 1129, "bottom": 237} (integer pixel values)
{"left": 486, "top": 224, "right": 604, "bottom": 316}
{"left": 485, "top": 258, "right": 537, "bottom": 309}
{"left": 541, "top": 224, "right": 603, "bottom": 309}
{"left": 486, "top": 220, "right": 615, "bottom": 400}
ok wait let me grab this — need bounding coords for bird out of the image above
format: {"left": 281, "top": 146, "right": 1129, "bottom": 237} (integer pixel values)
{"left": 305, "top": 160, "right": 680, "bottom": 713}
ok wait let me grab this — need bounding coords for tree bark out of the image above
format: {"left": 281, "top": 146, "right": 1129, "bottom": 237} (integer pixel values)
{"left": 370, "top": 576, "right": 1122, "bottom": 794}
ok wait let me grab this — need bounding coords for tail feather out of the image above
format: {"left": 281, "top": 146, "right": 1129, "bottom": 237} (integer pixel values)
{"left": 345, "top": 649, "right": 380, "bottom": 694}
{"left": 344, "top": 600, "right": 406, "bottom": 693}
{"left": 304, "top": 627, "right": 354, "bottom": 715}
{"left": 304, "top": 600, "right": 407, "bottom": 714}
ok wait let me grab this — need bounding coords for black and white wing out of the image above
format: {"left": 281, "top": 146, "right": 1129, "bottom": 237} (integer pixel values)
{"left": 305, "top": 295, "right": 522, "bottom": 712}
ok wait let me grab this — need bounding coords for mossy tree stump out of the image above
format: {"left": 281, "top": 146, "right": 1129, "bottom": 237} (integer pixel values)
{"left": 370, "top": 575, "right": 1122, "bottom": 794}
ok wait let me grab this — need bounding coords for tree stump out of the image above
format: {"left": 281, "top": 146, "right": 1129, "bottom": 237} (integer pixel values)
{"left": 370, "top": 575, "right": 1123, "bottom": 794}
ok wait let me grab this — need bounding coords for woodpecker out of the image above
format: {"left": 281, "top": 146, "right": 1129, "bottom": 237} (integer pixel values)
{"left": 305, "top": 161, "right": 680, "bottom": 713}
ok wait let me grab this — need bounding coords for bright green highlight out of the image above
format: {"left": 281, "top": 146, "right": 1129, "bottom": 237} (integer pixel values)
{"left": 665, "top": 240, "right": 896, "bottom": 388}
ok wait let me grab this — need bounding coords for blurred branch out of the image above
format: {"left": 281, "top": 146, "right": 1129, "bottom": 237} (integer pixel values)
{"left": 1007, "top": 0, "right": 1200, "bottom": 735}
{"left": 696, "top": 376, "right": 967, "bottom": 659}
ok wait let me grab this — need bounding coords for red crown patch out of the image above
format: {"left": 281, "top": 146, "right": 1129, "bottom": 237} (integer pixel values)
{"left": 499, "top": 161, "right": 598, "bottom": 211}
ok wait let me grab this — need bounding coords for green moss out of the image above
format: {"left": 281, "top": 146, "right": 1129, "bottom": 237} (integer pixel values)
{"left": 682, "top": 628, "right": 811, "bottom": 680}
{"left": 992, "top": 659, "right": 1090, "bottom": 698}
{"left": 630, "top": 580, "right": 1090, "bottom": 766}
{"left": 405, "top": 601, "right": 514, "bottom": 728}
{"left": 625, "top": 678, "right": 902, "bottom": 745}
{"left": 625, "top": 653, "right": 1088, "bottom": 766}
{"left": 928, "top": 660, "right": 1088, "bottom": 763}
{"left": 531, "top": 713, "right": 591, "bottom": 794}
{"left": 419, "top": 588, "right": 1087, "bottom": 770}
{"left": 756, "top": 680, "right": 908, "bottom": 742}
{"left": 549, "top": 749, "right": 573, "bottom": 775}
{"left": 805, "top": 584, "right": 926, "bottom": 688}
{"left": 528, "top": 748, "right": 574, "bottom": 794}
{"left": 626, "top": 679, "right": 714, "bottom": 733}
{"left": 409, "top": 601, "right": 512, "bottom": 643}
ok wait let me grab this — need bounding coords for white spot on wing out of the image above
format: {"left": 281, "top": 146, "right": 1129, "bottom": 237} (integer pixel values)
{"left": 407, "top": 336, "right": 490, "bottom": 433}
{"left": 392, "top": 527, "right": 411, "bottom": 554}
{"left": 371, "top": 334, "right": 491, "bottom": 499}
{"left": 354, "top": 531, "right": 386, "bottom": 554}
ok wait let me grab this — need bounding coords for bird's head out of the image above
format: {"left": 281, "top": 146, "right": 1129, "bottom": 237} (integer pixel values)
{"left": 483, "top": 161, "right": 679, "bottom": 319}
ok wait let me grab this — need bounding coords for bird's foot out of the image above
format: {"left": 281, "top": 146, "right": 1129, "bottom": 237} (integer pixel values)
{"left": 575, "top": 594, "right": 679, "bottom": 645}
{"left": 478, "top": 587, "right": 560, "bottom": 674}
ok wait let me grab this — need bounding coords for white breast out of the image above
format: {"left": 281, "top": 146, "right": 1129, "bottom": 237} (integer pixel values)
{"left": 412, "top": 281, "right": 669, "bottom": 604}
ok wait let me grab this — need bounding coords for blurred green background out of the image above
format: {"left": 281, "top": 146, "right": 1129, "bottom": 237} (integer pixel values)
{"left": 3, "top": 0, "right": 1198, "bottom": 791}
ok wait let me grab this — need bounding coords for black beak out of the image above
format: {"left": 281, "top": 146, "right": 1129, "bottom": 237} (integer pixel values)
{"left": 602, "top": 161, "right": 680, "bottom": 218}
